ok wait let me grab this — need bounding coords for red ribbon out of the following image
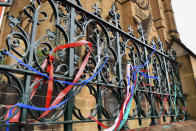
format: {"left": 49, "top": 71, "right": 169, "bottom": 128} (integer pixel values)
{"left": 159, "top": 95, "right": 169, "bottom": 120}
{"left": 89, "top": 116, "right": 108, "bottom": 129}
{"left": 4, "top": 106, "right": 20, "bottom": 122}
{"left": 5, "top": 40, "right": 92, "bottom": 123}
{"left": 45, "top": 55, "right": 55, "bottom": 108}
{"left": 30, "top": 59, "right": 48, "bottom": 99}
{"left": 114, "top": 73, "right": 138, "bottom": 131}
{"left": 4, "top": 59, "right": 48, "bottom": 123}
{"left": 37, "top": 40, "right": 92, "bottom": 120}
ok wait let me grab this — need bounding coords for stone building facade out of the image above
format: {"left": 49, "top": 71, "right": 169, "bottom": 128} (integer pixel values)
{"left": 0, "top": 0, "right": 195, "bottom": 131}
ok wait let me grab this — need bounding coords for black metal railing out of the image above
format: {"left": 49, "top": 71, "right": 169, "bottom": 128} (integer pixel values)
{"left": 0, "top": 0, "right": 188, "bottom": 130}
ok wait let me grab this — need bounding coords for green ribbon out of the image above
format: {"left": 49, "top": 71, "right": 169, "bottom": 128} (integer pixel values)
{"left": 174, "top": 84, "right": 177, "bottom": 117}
{"left": 163, "top": 124, "right": 173, "bottom": 128}
{"left": 117, "top": 72, "right": 140, "bottom": 131}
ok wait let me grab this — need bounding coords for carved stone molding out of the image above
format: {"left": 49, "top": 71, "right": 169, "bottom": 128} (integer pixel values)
{"left": 134, "top": 0, "right": 149, "bottom": 10}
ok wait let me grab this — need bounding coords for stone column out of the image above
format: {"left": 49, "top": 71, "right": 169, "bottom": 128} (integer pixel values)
{"left": 162, "top": 0, "right": 180, "bottom": 38}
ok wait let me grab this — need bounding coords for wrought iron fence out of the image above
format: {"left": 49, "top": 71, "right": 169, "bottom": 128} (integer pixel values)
{"left": 0, "top": 0, "right": 187, "bottom": 130}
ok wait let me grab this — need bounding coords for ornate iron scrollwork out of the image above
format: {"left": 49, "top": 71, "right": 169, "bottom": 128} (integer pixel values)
{"left": 0, "top": 0, "right": 13, "bottom": 6}
{"left": 133, "top": 0, "right": 149, "bottom": 10}
{"left": 0, "top": 0, "right": 187, "bottom": 130}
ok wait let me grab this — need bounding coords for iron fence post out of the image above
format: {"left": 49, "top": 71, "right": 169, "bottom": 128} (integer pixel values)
{"left": 64, "top": 0, "right": 76, "bottom": 131}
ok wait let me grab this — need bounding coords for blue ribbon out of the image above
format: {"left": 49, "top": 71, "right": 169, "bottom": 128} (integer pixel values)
{"left": 3, "top": 51, "right": 108, "bottom": 130}
{"left": 13, "top": 56, "right": 108, "bottom": 111}
{"left": 4, "top": 45, "right": 158, "bottom": 130}
{"left": 117, "top": 46, "right": 159, "bottom": 131}
{"left": 6, "top": 109, "right": 13, "bottom": 131}
{"left": 4, "top": 51, "right": 103, "bottom": 85}
{"left": 132, "top": 45, "right": 156, "bottom": 70}
{"left": 118, "top": 72, "right": 139, "bottom": 131}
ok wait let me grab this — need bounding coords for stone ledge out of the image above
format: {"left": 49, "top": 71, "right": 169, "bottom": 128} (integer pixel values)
{"left": 132, "top": 120, "right": 196, "bottom": 131}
